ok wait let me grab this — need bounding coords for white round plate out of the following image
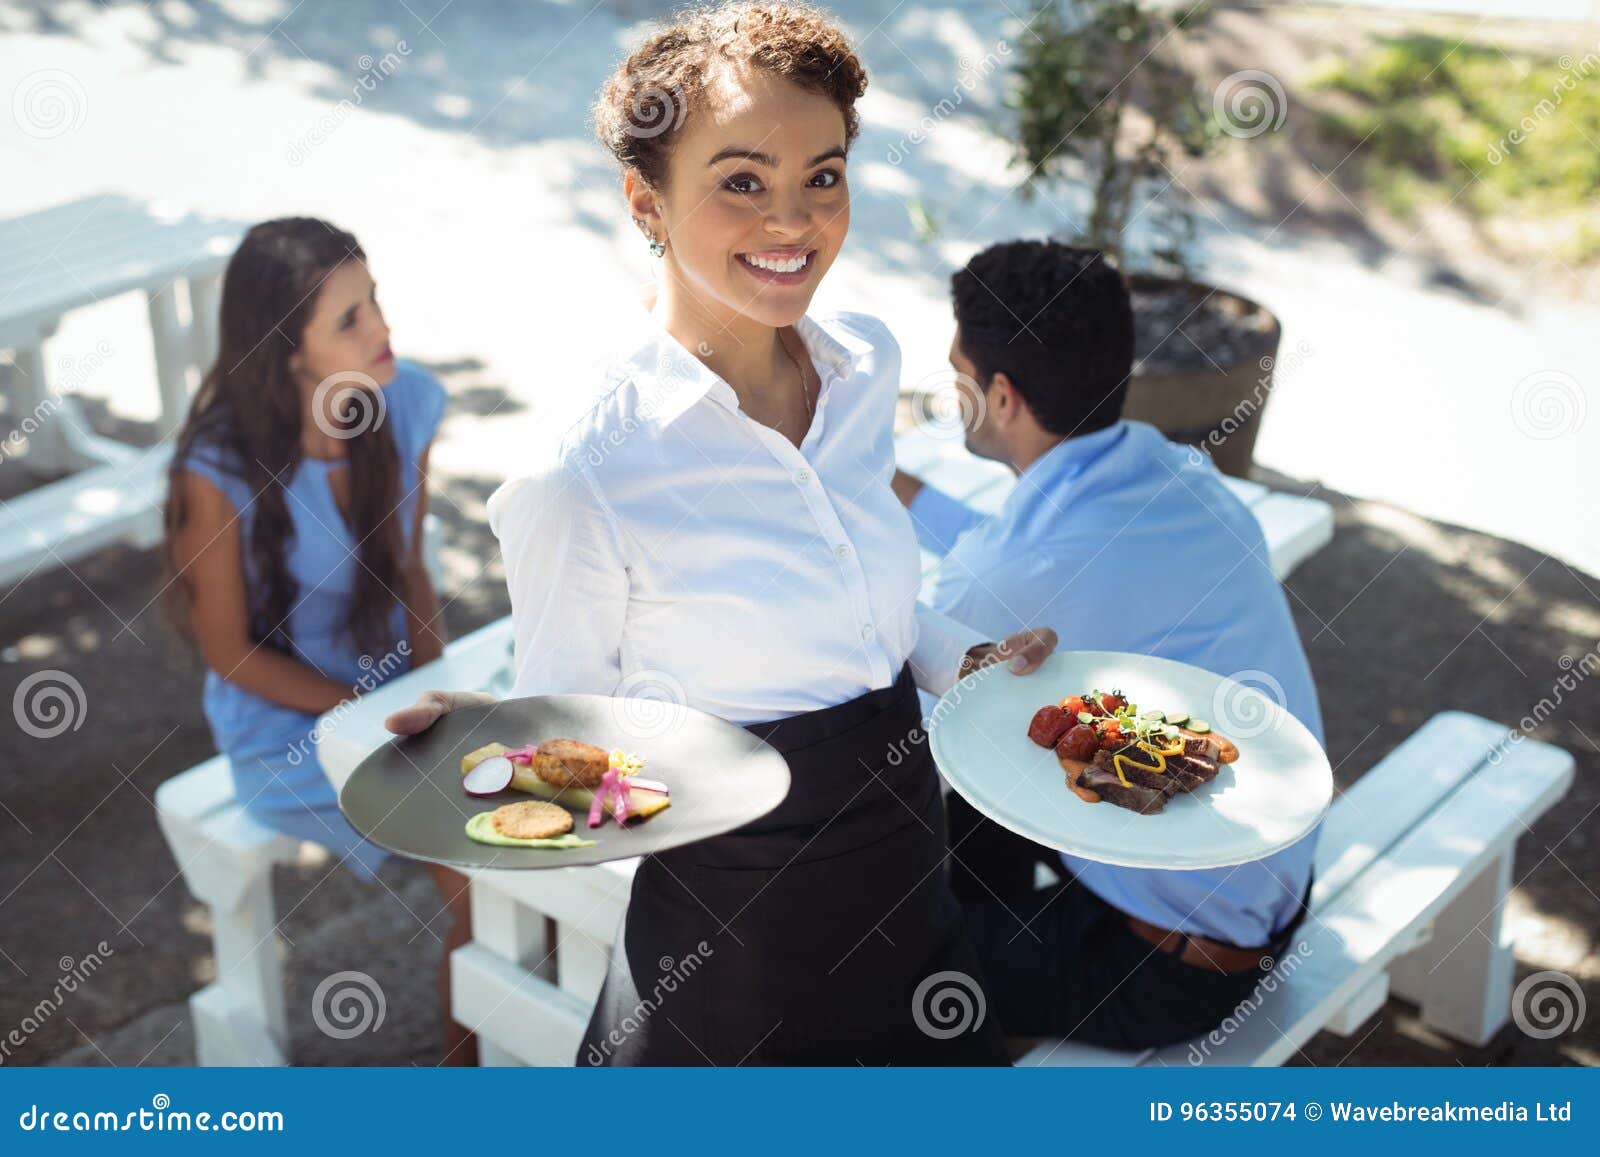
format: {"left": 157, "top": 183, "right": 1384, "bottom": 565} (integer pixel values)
{"left": 928, "top": 651, "right": 1331, "bottom": 869}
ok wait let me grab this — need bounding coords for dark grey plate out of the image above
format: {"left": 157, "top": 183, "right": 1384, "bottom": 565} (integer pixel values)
{"left": 338, "top": 693, "right": 791, "bottom": 870}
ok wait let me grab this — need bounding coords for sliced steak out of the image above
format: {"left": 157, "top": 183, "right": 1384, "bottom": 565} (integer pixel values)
{"left": 1081, "top": 754, "right": 1168, "bottom": 814}
{"left": 1102, "top": 744, "right": 1181, "bottom": 796}
{"left": 1169, "top": 751, "right": 1220, "bottom": 784}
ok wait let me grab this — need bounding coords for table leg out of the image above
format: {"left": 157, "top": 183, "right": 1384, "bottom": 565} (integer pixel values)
{"left": 187, "top": 271, "right": 223, "bottom": 378}
{"left": 148, "top": 282, "right": 192, "bottom": 437}
{"left": 8, "top": 339, "right": 71, "bottom": 474}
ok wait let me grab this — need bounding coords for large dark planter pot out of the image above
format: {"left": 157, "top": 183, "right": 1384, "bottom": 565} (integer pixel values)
{"left": 1122, "top": 274, "right": 1282, "bottom": 480}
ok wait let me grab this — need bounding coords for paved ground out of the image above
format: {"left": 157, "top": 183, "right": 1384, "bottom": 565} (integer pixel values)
{"left": 0, "top": 1, "right": 1595, "bottom": 1066}
{"left": 0, "top": 360, "right": 1595, "bottom": 1067}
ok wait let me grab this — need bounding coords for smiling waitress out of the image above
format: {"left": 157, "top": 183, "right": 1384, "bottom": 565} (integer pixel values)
{"left": 386, "top": 1, "right": 1057, "bottom": 1065}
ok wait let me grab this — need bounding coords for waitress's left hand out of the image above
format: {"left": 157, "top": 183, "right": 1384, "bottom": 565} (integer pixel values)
{"left": 959, "top": 627, "right": 1058, "bottom": 679}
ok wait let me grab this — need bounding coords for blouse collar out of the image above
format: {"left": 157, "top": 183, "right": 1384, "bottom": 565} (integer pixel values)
{"left": 619, "top": 308, "right": 861, "bottom": 430}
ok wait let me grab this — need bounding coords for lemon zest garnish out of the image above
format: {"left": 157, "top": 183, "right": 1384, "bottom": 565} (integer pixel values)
{"left": 609, "top": 749, "right": 645, "bottom": 776}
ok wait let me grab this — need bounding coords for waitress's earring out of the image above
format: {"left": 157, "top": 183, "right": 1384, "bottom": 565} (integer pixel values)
{"left": 633, "top": 216, "right": 666, "bottom": 258}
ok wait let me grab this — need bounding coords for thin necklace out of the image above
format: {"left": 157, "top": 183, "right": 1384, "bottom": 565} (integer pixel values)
{"left": 779, "top": 331, "right": 813, "bottom": 416}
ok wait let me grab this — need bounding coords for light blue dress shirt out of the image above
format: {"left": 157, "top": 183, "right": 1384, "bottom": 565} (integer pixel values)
{"left": 911, "top": 420, "right": 1325, "bottom": 946}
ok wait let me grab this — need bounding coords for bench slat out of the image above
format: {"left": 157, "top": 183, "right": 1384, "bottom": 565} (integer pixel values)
{"left": 451, "top": 943, "right": 590, "bottom": 1066}
{"left": 153, "top": 754, "right": 236, "bottom": 821}
{"left": 1313, "top": 712, "right": 1515, "bottom": 907}
{"left": 0, "top": 448, "right": 173, "bottom": 588}
{"left": 471, "top": 856, "right": 637, "bottom": 948}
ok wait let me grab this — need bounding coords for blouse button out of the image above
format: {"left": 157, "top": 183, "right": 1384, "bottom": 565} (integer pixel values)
{"left": 795, "top": 469, "right": 813, "bottom": 485}
{"left": 860, "top": 624, "right": 875, "bottom": 640}
{"left": 833, "top": 543, "right": 853, "bottom": 561}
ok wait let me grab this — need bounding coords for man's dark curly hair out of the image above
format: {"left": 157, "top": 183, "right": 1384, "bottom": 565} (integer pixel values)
{"left": 951, "top": 241, "right": 1134, "bottom": 438}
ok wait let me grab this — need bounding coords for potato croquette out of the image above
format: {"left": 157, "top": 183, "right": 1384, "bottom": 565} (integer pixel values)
{"left": 531, "top": 738, "right": 612, "bottom": 789}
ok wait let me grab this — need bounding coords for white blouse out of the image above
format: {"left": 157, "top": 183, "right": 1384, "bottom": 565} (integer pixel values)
{"left": 486, "top": 308, "right": 987, "bottom": 726}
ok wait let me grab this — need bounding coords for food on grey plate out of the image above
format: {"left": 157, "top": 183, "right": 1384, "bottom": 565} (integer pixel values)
{"left": 460, "top": 741, "right": 670, "bottom": 828}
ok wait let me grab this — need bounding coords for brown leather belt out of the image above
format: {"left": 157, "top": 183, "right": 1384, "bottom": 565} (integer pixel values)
{"left": 1123, "top": 914, "right": 1271, "bottom": 975}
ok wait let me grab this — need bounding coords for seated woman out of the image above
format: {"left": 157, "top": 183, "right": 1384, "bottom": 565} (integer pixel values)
{"left": 161, "top": 218, "right": 475, "bottom": 1064}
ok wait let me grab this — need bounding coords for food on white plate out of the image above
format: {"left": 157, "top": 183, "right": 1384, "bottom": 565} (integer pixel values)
{"left": 1026, "top": 688, "right": 1240, "bottom": 815}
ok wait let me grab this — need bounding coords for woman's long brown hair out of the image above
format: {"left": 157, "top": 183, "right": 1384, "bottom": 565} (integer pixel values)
{"left": 161, "top": 217, "right": 406, "bottom": 664}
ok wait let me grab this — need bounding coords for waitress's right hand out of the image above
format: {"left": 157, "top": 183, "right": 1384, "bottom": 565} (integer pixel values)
{"left": 384, "top": 689, "right": 498, "bottom": 736}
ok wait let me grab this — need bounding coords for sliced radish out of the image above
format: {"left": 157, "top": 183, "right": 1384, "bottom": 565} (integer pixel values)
{"left": 463, "top": 755, "right": 515, "bottom": 796}
{"left": 625, "top": 776, "right": 670, "bottom": 796}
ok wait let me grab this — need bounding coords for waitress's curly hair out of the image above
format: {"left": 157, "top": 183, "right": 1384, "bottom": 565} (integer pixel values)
{"left": 593, "top": 1, "right": 868, "bottom": 191}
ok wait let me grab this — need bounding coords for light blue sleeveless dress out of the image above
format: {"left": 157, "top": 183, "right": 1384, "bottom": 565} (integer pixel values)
{"left": 178, "top": 360, "right": 447, "bottom": 882}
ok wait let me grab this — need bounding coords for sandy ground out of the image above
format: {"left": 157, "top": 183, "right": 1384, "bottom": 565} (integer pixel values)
{"left": 0, "top": 1, "right": 1596, "bottom": 1066}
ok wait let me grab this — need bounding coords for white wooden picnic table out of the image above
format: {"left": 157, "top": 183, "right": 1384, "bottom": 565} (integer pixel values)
{"left": 0, "top": 195, "right": 244, "bottom": 588}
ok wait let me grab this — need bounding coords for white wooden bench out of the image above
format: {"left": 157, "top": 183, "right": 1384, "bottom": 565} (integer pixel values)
{"left": 0, "top": 195, "right": 242, "bottom": 585}
{"left": 153, "top": 753, "right": 300, "bottom": 1066}
{"left": 150, "top": 531, "right": 466, "bottom": 1067}
{"left": 449, "top": 711, "right": 1571, "bottom": 1066}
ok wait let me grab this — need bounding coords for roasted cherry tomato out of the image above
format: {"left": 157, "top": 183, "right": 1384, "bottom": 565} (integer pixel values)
{"left": 1027, "top": 705, "right": 1073, "bottom": 749}
{"left": 1056, "top": 723, "right": 1100, "bottom": 763}
{"left": 1097, "top": 723, "right": 1126, "bottom": 751}
{"left": 1060, "top": 694, "right": 1088, "bottom": 716}
{"left": 1100, "top": 692, "right": 1127, "bottom": 714}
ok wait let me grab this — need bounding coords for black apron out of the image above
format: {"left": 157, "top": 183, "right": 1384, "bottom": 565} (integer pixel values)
{"left": 578, "top": 662, "right": 1010, "bottom": 1066}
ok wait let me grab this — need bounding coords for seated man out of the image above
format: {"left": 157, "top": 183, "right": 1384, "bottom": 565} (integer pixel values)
{"left": 895, "top": 240, "right": 1324, "bottom": 1051}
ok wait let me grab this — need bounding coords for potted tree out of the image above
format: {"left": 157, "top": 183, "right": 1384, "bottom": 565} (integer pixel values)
{"left": 1008, "top": 0, "right": 1282, "bottom": 478}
